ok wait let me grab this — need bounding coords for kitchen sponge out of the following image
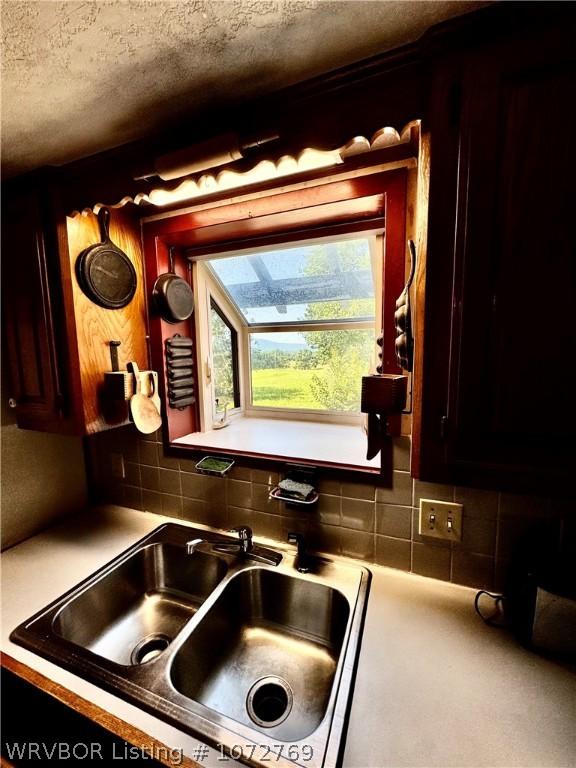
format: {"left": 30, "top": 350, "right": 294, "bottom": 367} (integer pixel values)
{"left": 278, "top": 478, "right": 315, "bottom": 501}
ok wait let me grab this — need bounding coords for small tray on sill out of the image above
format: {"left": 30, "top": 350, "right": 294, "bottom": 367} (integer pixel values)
{"left": 269, "top": 487, "right": 319, "bottom": 505}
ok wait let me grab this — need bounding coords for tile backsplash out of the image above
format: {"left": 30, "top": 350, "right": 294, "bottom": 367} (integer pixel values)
{"left": 86, "top": 426, "right": 573, "bottom": 591}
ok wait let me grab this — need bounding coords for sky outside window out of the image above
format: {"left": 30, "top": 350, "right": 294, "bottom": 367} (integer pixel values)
{"left": 207, "top": 237, "right": 376, "bottom": 329}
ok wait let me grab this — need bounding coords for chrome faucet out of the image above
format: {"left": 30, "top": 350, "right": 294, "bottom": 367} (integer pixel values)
{"left": 186, "top": 538, "right": 205, "bottom": 554}
{"left": 186, "top": 528, "right": 252, "bottom": 557}
{"left": 213, "top": 526, "right": 253, "bottom": 555}
{"left": 186, "top": 526, "right": 281, "bottom": 566}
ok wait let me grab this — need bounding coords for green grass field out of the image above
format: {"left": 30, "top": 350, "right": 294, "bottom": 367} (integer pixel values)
{"left": 251, "top": 368, "right": 320, "bottom": 408}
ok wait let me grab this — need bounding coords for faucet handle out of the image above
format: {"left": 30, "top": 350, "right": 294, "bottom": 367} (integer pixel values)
{"left": 186, "top": 538, "right": 204, "bottom": 554}
{"left": 230, "top": 525, "right": 252, "bottom": 538}
{"left": 287, "top": 531, "right": 304, "bottom": 546}
{"left": 229, "top": 525, "right": 253, "bottom": 551}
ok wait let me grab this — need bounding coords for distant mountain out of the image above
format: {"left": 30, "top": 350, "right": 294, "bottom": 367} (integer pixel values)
{"left": 251, "top": 338, "right": 306, "bottom": 352}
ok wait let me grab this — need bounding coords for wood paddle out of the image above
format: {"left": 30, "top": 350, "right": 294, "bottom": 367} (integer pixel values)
{"left": 127, "top": 362, "right": 162, "bottom": 434}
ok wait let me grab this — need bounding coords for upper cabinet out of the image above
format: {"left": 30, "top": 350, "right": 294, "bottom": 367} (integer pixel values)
{"left": 414, "top": 15, "right": 576, "bottom": 491}
{"left": 2, "top": 178, "right": 73, "bottom": 432}
{"left": 2, "top": 174, "right": 149, "bottom": 435}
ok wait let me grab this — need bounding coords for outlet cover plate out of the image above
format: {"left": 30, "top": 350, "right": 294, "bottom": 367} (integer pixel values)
{"left": 418, "top": 499, "right": 463, "bottom": 542}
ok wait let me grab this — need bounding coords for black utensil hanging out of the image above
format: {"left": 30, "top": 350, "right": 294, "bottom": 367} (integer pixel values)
{"left": 394, "top": 240, "right": 416, "bottom": 371}
{"left": 109, "top": 340, "right": 121, "bottom": 372}
{"left": 153, "top": 247, "right": 194, "bottom": 323}
{"left": 75, "top": 208, "right": 137, "bottom": 309}
{"left": 165, "top": 335, "right": 195, "bottom": 409}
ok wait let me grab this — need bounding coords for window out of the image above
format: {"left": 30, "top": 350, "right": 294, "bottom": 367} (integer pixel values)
{"left": 209, "top": 299, "right": 240, "bottom": 412}
{"left": 204, "top": 235, "right": 380, "bottom": 417}
{"left": 145, "top": 156, "right": 410, "bottom": 471}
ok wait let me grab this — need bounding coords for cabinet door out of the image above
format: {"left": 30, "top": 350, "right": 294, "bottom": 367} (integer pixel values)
{"left": 419, "top": 28, "right": 576, "bottom": 491}
{"left": 2, "top": 186, "right": 71, "bottom": 432}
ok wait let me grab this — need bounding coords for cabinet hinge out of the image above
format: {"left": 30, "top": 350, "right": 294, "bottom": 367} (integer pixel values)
{"left": 440, "top": 415, "right": 449, "bottom": 440}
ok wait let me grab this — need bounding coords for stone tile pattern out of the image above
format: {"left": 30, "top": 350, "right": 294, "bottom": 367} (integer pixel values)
{"left": 86, "top": 427, "right": 574, "bottom": 591}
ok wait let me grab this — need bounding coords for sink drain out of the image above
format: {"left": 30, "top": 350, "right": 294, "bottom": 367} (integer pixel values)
{"left": 131, "top": 634, "right": 170, "bottom": 665}
{"left": 246, "top": 676, "right": 293, "bottom": 728}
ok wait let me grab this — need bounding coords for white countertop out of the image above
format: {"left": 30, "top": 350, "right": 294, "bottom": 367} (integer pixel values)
{"left": 174, "top": 417, "right": 380, "bottom": 471}
{"left": 2, "top": 506, "right": 575, "bottom": 768}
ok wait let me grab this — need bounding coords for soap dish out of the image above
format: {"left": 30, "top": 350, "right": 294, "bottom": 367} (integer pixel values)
{"left": 269, "top": 487, "right": 319, "bottom": 505}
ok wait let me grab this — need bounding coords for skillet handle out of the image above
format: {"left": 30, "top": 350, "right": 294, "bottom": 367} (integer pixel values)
{"left": 168, "top": 246, "right": 176, "bottom": 273}
{"left": 97, "top": 207, "right": 111, "bottom": 243}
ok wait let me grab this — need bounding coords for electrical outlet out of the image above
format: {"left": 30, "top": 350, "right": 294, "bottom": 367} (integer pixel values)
{"left": 418, "top": 499, "right": 463, "bottom": 542}
{"left": 110, "top": 452, "right": 125, "bottom": 480}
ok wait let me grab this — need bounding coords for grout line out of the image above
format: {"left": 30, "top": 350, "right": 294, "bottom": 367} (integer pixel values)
{"left": 374, "top": 532, "right": 412, "bottom": 543}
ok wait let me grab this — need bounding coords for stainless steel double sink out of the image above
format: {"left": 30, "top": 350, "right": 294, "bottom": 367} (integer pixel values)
{"left": 11, "top": 523, "right": 371, "bottom": 767}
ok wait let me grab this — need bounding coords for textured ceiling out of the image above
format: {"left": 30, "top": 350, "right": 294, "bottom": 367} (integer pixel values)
{"left": 1, "top": 1, "right": 486, "bottom": 177}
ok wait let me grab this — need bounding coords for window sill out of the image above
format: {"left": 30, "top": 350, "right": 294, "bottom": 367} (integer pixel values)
{"left": 172, "top": 416, "right": 381, "bottom": 473}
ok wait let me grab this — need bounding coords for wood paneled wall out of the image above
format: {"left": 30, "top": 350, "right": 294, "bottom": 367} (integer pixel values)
{"left": 65, "top": 208, "right": 148, "bottom": 433}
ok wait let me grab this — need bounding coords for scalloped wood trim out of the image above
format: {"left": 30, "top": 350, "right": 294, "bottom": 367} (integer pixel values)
{"left": 70, "top": 122, "right": 419, "bottom": 217}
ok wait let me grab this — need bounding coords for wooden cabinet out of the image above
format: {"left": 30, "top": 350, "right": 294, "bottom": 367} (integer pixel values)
{"left": 1, "top": 176, "right": 75, "bottom": 433}
{"left": 2, "top": 173, "right": 149, "bottom": 435}
{"left": 414, "top": 13, "right": 576, "bottom": 491}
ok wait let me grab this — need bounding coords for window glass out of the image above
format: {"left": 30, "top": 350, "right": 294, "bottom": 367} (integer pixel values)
{"left": 250, "top": 329, "right": 374, "bottom": 412}
{"left": 208, "top": 237, "right": 375, "bottom": 324}
{"left": 210, "top": 302, "right": 239, "bottom": 409}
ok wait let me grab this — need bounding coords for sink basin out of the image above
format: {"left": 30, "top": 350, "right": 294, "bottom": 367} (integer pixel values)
{"left": 11, "top": 523, "right": 370, "bottom": 767}
{"left": 53, "top": 542, "right": 227, "bottom": 665}
{"left": 171, "top": 568, "right": 349, "bottom": 741}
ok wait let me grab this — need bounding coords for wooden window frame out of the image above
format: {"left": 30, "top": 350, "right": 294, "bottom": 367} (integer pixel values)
{"left": 209, "top": 297, "right": 241, "bottom": 411}
{"left": 142, "top": 162, "right": 408, "bottom": 471}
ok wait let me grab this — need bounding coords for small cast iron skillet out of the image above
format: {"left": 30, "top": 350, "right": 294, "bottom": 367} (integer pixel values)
{"left": 153, "top": 246, "right": 194, "bottom": 323}
{"left": 75, "top": 208, "right": 137, "bottom": 309}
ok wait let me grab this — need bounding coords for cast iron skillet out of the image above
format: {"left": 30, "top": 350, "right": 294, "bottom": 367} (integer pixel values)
{"left": 153, "top": 246, "right": 194, "bottom": 323}
{"left": 75, "top": 208, "right": 137, "bottom": 309}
